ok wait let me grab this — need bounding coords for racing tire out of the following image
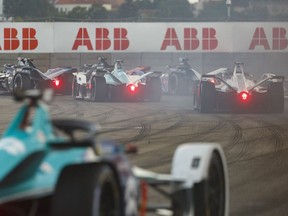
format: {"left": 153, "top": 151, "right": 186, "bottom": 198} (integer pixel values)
{"left": 146, "top": 77, "right": 162, "bottom": 102}
{"left": 193, "top": 80, "right": 200, "bottom": 110}
{"left": 72, "top": 76, "right": 81, "bottom": 99}
{"left": 12, "top": 73, "right": 32, "bottom": 94}
{"left": 267, "top": 82, "right": 284, "bottom": 113}
{"left": 51, "top": 164, "right": 121, "bottom": 216}
{"left": 172, "top": 151, "right": 226, "bottom": 216}
{"left": 90, "top": 76, "right": 107, "bottom": 101}
{"left": 168, "top": 73, "right": 185, "bottom": 95}
{"left": 193, "top": 151, "right": 226, "bottom": 216}
{"left": 62, "top": 75, "right": 73, "bottom": 95}
{"left": 200, "top": 81, "right": 216, "bottom": 113}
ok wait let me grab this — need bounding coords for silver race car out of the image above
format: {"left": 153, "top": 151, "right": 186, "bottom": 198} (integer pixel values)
{"left": 73, "top": 58, "right": 162, "bottom": 102}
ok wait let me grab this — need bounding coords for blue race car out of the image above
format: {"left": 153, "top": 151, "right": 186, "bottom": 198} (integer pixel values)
{"left": 0, "top": 90, "right": 229, "bottom": 216}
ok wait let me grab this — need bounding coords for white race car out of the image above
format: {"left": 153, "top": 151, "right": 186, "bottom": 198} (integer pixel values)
{"left": 194, "top": 62, "right": 285, "bottom": 113}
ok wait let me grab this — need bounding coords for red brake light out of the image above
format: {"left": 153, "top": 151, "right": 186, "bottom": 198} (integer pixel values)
{"left": 54, "top": 79, "right": 60, "bottom": 87}
{"left": 209, "top": 78, "right": 216, "bottom": 84}
{"left": 130, "top": 85, "right": 136, "bottom": 92}
{"left": 239, "top": 91, "right": 249, "bottom": 102}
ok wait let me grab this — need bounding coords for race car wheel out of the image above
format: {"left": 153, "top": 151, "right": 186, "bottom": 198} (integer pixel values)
{"left": 193, "top": 151, "right": 226, "bottom": 216}
{"left": 52, "top": 164, "right": 121, "bottom": 216}
{"left": 193, "top": 80, "right": 200, "bottom": 110}
{"left": 200, "top": 81, "right": 216, "bottom": 113}
{"left": 168, "top": 73, "right": 185, "bottom": 95}
{"left": 72, "top": 76, "right": 80, "bottom": 99}
{"left": 91, "top": 76, "right": 107, "bottom": 101}
{"left": 62, "top": 74, "right": 73, "bottom": 95}
{"left": 12, "top": 73, "right": 32, "bottom": 94}
{"left": 146, "top": 77, "right": 162, "bottom": 102}
{"left": 172, "top": 151, "right": 226, "bottom": 216}
{"left": 268, "top": 82, "right": 284, "bottom": 113}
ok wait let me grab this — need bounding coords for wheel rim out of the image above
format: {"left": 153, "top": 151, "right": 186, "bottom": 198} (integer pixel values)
{"left": 208, "top": 154, "right": 225, "bottom": 216}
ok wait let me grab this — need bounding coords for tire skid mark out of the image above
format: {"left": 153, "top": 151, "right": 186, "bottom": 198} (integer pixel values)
{"left": 136, "top": 114, "right": 227, "bottom": 163}
{"left": 216, "top": 115, "right": 245, "bottom": 162}
{"left": 230, "top": 115, "right": 288, "bottom": 166}
{"left": 106, "top": 110, "right": 183, "bottom": 143}
{"left": 147, "top": 111, "right": 185, "bottom": 137}
{"left": 218, "top": 115, "right": 243, "bottom": 147}
{"left": 259, "top": 119, "right": 288, "bottom": 164}
{"left": 86, "top": 108, "right": 116, "bottom": 123}
{"left": 49, "top": 103, "right": 65, "bottom": 116}
{"left": 176, "top": 115, "right": 227, "bottom": 143}
{"left": 142, "top": 113, "right": 226, "bottom": 145}
{"left": 132, "top": 123, "right": 151, "bottom": 142}
{"left": 129, "top": 115, "right": 227, "bottom": 170}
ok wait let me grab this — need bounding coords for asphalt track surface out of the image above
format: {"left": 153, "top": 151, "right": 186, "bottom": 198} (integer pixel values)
{"left": 0, "top": 94, "right": 288, "bottom": 216}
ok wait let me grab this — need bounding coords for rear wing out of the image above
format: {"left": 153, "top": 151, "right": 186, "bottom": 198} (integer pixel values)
{"left": 201, "top": 74, "right": 237, "bottom": 92}
{"left": 131, "top": 71, "right": 162, "bottom": 84}
{"left": 248, "top": 75, "right": 284, "bottom": 91}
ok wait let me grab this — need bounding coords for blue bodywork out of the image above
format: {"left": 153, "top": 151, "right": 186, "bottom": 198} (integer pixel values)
{"left": 0, "top": 101, "right": 89, "bottom": 203}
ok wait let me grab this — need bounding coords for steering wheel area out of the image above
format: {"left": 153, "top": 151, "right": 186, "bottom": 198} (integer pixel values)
{"left": 51, "top": 119, "right": 99, "bottom": 149}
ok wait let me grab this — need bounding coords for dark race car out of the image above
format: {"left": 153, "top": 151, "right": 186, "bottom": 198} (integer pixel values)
{"left": 163, "top": 57, "right": 199, "bottom": 95}
{"left": 73, "top": 58, "right": 162, "bottom": 102}
{"left": 0, "top": 57, "right": 76, "bottom": 94}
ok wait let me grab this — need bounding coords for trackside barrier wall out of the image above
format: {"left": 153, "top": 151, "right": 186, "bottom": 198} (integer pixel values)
{"left": 0, "top": 22, "right": 287, "bottom": 79}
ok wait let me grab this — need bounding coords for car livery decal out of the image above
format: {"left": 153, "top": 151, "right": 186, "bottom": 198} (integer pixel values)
{"left": 0, "top": 137, "right": 26, "bottom": 156}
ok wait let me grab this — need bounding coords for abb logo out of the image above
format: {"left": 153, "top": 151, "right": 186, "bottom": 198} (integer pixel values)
{"left": 161, "top": 28, "right": 218, "bottom": 51}
{"left": 249, "top": 27, "right": 288, "bottom": 50}
{"left": 0, "top": 28, "right": 38, "bottom": 50}
{"left": 72, "top": 28, "right": 129, "bottom": 50}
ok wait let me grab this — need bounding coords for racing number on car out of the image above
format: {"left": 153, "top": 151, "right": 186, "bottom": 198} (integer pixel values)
{"left": 125, "top": 175, "right": 138, "bottom": 216}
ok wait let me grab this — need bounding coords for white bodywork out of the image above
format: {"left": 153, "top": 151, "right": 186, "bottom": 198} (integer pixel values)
{"left": 171, "top": 143, "right": 229, "bottom": 216}
{"left": 75, "top": 72, "right": 87, "bottom": 85}
{"left": 133, "top": 143, "right": 229, "bottom": 216}
{"left": 210, "top": 62, "right": 272, "bottom": 94}
{"left": 225, "top": 63, "right": 256, "bottom": 93}
{"left": 75, "top": 60, "right": 155, "bottom": 87}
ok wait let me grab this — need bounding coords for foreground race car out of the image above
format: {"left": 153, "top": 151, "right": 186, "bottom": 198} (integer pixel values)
{"left": 0, "top": 57, "right": 76, "bottom": 94}
{"left": 194, "top": 62, "right": 285, "bottom": 113}
{"left": 162, "top": 58, "right": 199, "bottom": 95}
{"left": 0, "top": 89, "right": 229, "bottom": 216}
{"left": 73, "top": 58, "right": 162, "bottom": 102}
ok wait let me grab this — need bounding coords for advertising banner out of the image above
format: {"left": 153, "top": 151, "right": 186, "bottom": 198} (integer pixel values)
{"left": 0, "top": 22, "right": 286, "bottom": 53}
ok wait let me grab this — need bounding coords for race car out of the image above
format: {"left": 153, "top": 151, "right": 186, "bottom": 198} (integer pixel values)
{"left": 73, "top": 58, "right": 162, "bottom": 102}
{"left": 193, "top": 62, "right": 285, "bottom": 113}
{"left": 0, "top": 57, "right": 76, "bottom": 94}
{"left": 163, "top": 57, "right": 200, "bottom": 95}
{"left": 0, "top": 89, "right": 229, "bottom": 216}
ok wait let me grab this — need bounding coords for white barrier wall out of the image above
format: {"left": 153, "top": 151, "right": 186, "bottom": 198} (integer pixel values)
{"left": 0, "top": 22, "right": 286, "bottom": 80}
{"left": 0, "top": 22, "right": 287, "bottom": 53}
